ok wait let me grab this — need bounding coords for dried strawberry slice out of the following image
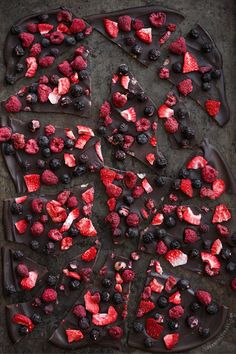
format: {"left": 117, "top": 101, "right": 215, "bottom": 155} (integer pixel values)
{"left": 82, "top": 187, "right": 94, "bottom": 204}
{"left": 60, "top": 208, "right": 80, "bottom": 233}
{"left": 12, "top": 313, "right": 34, "bottom": 331}
{"left": 81, "top": 246, "right": 97, "bottom": 262}
{"left": 149, "top": 278, "right": 164, "bottom": 293}
{"left": 63, "top": 269, "right": 81, "bottom": 280}
{"left": 145, "top": 318, "right": 163, "bottom": 339}
{"left": 137, "top": 300, "right": 155, "bottom": 317}
{"left": 66, "top": 329, "right": 84, "bottom": 343}
{"left": 187, "top": 156, "right": 207, "bottom": 169}
{"left": 46, "top": 200, "right": 67, "bottom": 223}
{"left": 163, "top": 333, "right": 179, "bottom": 350}
{"left": 84, "top": 290, "right": 99, "bottom": 314}
{"left": 75, "top": 218, "right": 97, "bottom": 236}
{"left": 20, "top": 271, "right": 38, "bottom": 290}
{"left": 15, "top": 219, "right": 28, "bottom": 234}
{"left": 92, "top": 306, "right": 118, "bottom": 326}
{"left": 24, "top": 174, "right": 40, "bottom": 192}
{"left": 212, "top": 204, "right": 231, "bottom": 223}
{"left": 165, "top": 250, "right": 188, "bottom": 267}
{"left": 60, "top": 237, "right": 73, "bottom": 251}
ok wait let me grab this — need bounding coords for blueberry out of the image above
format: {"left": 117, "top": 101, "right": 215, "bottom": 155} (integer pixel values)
{"left": 202, "top": 82, "right": 211, "bottom": 91}
{"left": 38, "top": 136, "right": 49, "bottom": 147}
{"left": 71, "top": 84, "right": 83, "bottom": 97}
{"left": 78, "top": 153, "right": 88, "bottom": 163}
{"left": 202, "top": 240, "right": 211, "bottom": 251}
{"left": 73, "top": 165, "right": 86, "bottom": 176}
{"left": 113, "top": 133, "right": 124, "bottom": 145}
{"left": 155, "top": 176, "right": 166, "bottom": 186}
{"left": 44, "top": 242, "right": 55, "bottom": 254}
{"left": 75, "top": 32, "right": 85, "bottom": 41}
{"left": 230, "top": 233, "right": 236, "bottom": 244}
{"left": 190, "top": 302, "right": 201, "bottom": 312}
{"left": 170, "top": 240, "right": 181, "bottom": 249}
{"left": 125, "top": 37, "right": 136, "bottom": 46}
{"left": 192, "top": 179, "right": 202, "bottom": 189}
{"left": 144, "top": 105, "right": 155, "bottom": 117}
{"left": 226, "top": 262, "right": 236, "bottom": 272}
{"left": 206, "top": 302, "right": 219, "bottom": 315}
{"left": 143, "top": 232, "right": 154, "bottom": 244}
{"left": 177, "top": 279, "right": 190, "bottom": 290}
{"left": 101, "top": 291, "right": 110, "bottom": 302}
{"left": 26, "top": 93, "right": 38, "bottom": 103}
{"left": 47, "top": 275, "right": 57, "bottom": 286}
{"left": 41, "top": 38, "right": 50, "bottom": 47}
{"left": 115, "top": 150, "right": 126, "bottom": 161}
{"left": 211, "top": 69, "right": 221, "bottom": 79}
{"left": 148, "top": 48, "right": 160, "bottom": 61}
{"left": 165, "top": 215, "right": 177, "bottom": 228}
{"left": 49, "top": 158, "right": 61, "bottom": 171}
{"left": 25, "top": 214, "right": 33, "bottom": 223}
{"left": 118, "top": 123, "right": 129, "bottom": 133}
{"left": 126, "top": 227, "right": 139, "bottom": 238}
{"left": 172, "top": 62, "right": 182, "bottom": 73}
{"left": 201, "top": 72, "right": 212, "bottom": 83}
{"left": 79, "top": 70, "right": 89, "bottom": 80}
{"left": 69, "top": 279, "right": 80, "bottom": 290}
{"left": 61, "top": 96, "right": 72, "bottom": 106}
{"left": 65, "top": 36, "right": 76, "bottom": 45}
{"left": 136, "top": 133, "right": 148, "bottom": 144}
{"left": 198, "top": 327, "right": 210, "bottom": 337}
{"left": 65, "top": 139, "right": 75, "bottom": 149}
{"left": 157, "top": 296, "right": 168, "bottom": 308}
{"left": 50, "top": 75, "right": 59, "bottom": 85}
{"left": 102, "top": 278, "right": 112, "bottom": 288}
{"left": 90, "top": 328, "right": 100, "bottom": 341}
{"left": 168, "top": 319, "right": 179, "bottom": 330}
{"left": 11, "top": 202, "right": 23, "bottom": 215}
{"left": 131, "top": 44, "right": 142, "bottom": 55}
{"left": 136, "top": 92, "right": 148, "bottom": 102}
{"left": 188, "top": 249, "right": 199, "bottom": 258}
{"left": 144, "top": 337, "right": 153, "bottom": 348}
{"left": 176, "top": 108, "right": 189, "bottom": 120}
{"left": 5, "top": 74, "right": 16, "bottom": 85}
{"left": 74, "top": 99, "right": 85, "bottom": 111}
{"left": 123, "top": 195, "right": 134, "bottom": 206}
{"left": 13, "top": 250, "right": 24, "bottom": 260}
{"left": 178, "top": 168, "right": 190, "bottom": 178}
{"left": 79, "top": 317, "right": 89, "bottom": 329}
{"left": 133, "top": 321, "right": 144, "bottom": 333}
{"left": 221, "top": 248, "right": 231, "bottom": 260}
{"left": 36, "top": 159, "right": 46, "bottom": 169}
{"left": 5, "top": 284, "right": 16, "bottom": 295}
{"left": 97, "top": 125, "right": 107, "bottom": 136}
{"left": 181, "top": 125, "right": 195, "bottom": 140}
{"left": 118, "top": 64, "right": 129, "bottom": 75}
{"left": 186, "top": 316, "right": 199, "bottom": 328}
{"left": 155, "top": 228, "right": 167, "bottom": 239}
{"left": 41, "top": 148, "right": 51, "bottom": 158}
{"left": 30, "top": 240, "right": 40, "bottom": 250}
{"left": 60, "top": 174, "right": 71, "bottom": 184}
{"left": 28, "top": 83, "right": 38, "bottom": 93}
{"left": 31, "top": 313, "right": 42, "bottom": 324}
{"left": 113, "top": 292, "right": 123, "bottom": 304}
{"left": 16, "top": 63, "right": 24, "bottom": 72}
{"left": 4, "top": 143, "right": 15, "bottom": 155}
{"left": 189, "top": 28, "right": 199, "bottom": 39}
{"left": 156, "top": 153, "right": 168, "bottom": 168}
{"left": 69, "top": 226, "right": 79, "bottom": 237}
{"left": 50, "top": 48, "right": 60, "bottom": 57}
{"left": 202, "top": 42, "right": 213, "bottom": 53}
{"left": 19, "top": 326, "right": 29, "bottom": 336}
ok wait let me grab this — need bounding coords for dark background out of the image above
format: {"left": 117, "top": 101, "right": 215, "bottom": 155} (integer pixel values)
{"left": 0, "top": 0, "right": 235, "bottom": 353}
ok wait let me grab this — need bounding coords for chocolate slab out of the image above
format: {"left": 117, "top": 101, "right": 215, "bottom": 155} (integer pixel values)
{"left": 128, "top": 264, "right": 228, "bottom": 352}
{"left": 50, "top": 254, "right": 135, "bottom": 350}
{"left": 85, "top": 6, "right": 184, "bottom": 67}
{"left": 161, "top": 24, "right": 229, "bottom": 126}
{"left": 0, "top": 117, "right": 103, "bottom": 193}
{"left": 2, "top": 247, "right": 48, "bottom": 297}
{"left": 4, "top": 7, "right": 92, "bottom": 84}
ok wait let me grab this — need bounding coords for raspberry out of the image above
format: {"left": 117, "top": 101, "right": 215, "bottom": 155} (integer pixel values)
{"left": 159, "top": 67, "right": 170, "bottom": 79}
{"left": 169, "top": 37, "right": 186, "bottom": 55}
{"left": 124, "top": 172, "right": 137, "bottom": 189}
{"left": 38, "top": 56, "right": 55, "bottom": 68}
{"left": 38, "top": 75, "right": 49, "bottom": 84}
{"left": 126, "top": 213, "right": 140, "bottom": 227}
{"left": 201, "top": 165, "right": 218, "bottom": 183}
{"left": 25, "top": 139, "right": 39, "bottom": 154}
{"left": 44, "top": 125, "right": 55, "bottom": 136}
{"left": 73, "top": 304, "right": 86, "bottom": 318}
{"left": 168, "top": 305, "right": 184, "bottom": 319}
{"left": 48, "top": 229, "right": 63, "bottom": 241}
{"left": 108, "top": 326, "right": 123, "bottom": 339}
{"left": 31, "top": 198, "right": 44, "bottom": 213}
{"left": 30, "top": 221, "right": 44, "bottom": 236}
{"left": 40, "top": 214, "right": 48, "bottom": 223}
{"left": 67, "top": 196, "right": 78, "bottom": 208}
{"left": 50, "top": 31, "right": 64, "bottom": 44}
{"left": 80, "top": 267, "right": 93, "bottom": 282}
{"left": 57, "top": 10, "right": 72, "bottom": 22}
{"left": 16, "top": 263, "right": 29, "bottom": 277}
{"left": 5, "top": 96, "right": 22, "bottom": 112}
{"left": 71, "top": 56, "right": 87, "bottom": 71}
{"left": 149, "top": 12, "right": 166, "bottom": 28}
{"left": 184, "top": 228, "right": 199, "bottom": 243}
{"left": 57, "top": 61, "right": 73, "bottom": 77}
{"left": 105, "top": 212, "right": 120, "bottom": 229}
{"left": 41, "top": 170, "right": 59, "bottom": 186}
{"left": 132, "top": 186, "right": 144, "bottom": 198}
{"left": 70, "top": 18, "right": 86, "bottom": 33}
{"left": 12, "top": 133, "right": 25, "bottom": 149}
{"left": 18, "top": 32, "right": 34, "bottom": 48}
{"left": 30, "top": 43, "right": 42, "bottom": 56}
{"left": 0, "top": 127, "right": 12, "bottom": 142}
{"left": 195, "top": 290, "right": 212, "bottom": 305}
{"left": 123, "top": 135, "right": 135, "bottom": 149}
{"left": 132, "top": 19, "right": 144, "bottom": 30}
{"left": 112, "top": 91, "right": 127, "bottom": 108}
{"left": 178, "top": 79, "right": 193, "bottom": 96}
{"left": 135, "top": 118, "right": 151, "bottom": 132}
{"left": 122, "top": 269, "right": 135, "bottom": 283}
{"left": 118, "top": 15, "right": 132, "bottom": 32}
{"left": 216, "top": 224, "right": 229, "bottom": 237}
{"left": 50, "top": 137, "right": 65, "bottom": 153}
{"left": 106, "top": 184, "right": 122, "bottom": 198}
{"left": 27, "top": 23, "right": 38, "bottom": 33}
{"left": 164, "top": 117, "right": 179, "bottom": 133}
{"left": 57, "top": 190, "right": 70, "bottom": 205}
{"left": 156, "top": 240, "right": 168, "bottom": 255}
{"left": 231, "top": 277, "right": 236, "bottom": 291}
{"left": 37, "top": 84, "right": 52, "bottom": 103}
{"left": 41, "top": 288, "right": 57, "bottom": 302}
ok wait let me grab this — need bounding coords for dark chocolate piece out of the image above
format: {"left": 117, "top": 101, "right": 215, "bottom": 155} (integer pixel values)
{"left": 85, "top": 6, "right": 184, "bottom": 66}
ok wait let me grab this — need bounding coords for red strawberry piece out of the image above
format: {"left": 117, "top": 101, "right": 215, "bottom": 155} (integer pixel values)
{"left": 15, "top": 196, "right": 28, "bottom": 204}
{"left": 100, "top": 101, "right": 111, "bottom": 118}
{"left": 48, "top": 229, "right": 63, "bottom": 241}
{"left": 105, "top": 212, "right": 120, "bottom": 229}
{"left": 67, "top": 196, "right": 78, "bottom": 208}
{"left": 216, "top": 224, "right": 229, "bottom": 237}
{"left": 178, "top": 78, "right": 193, "bottom": 96}
{"left": 61, "top": 237, "right": 73, "bottom": 250}
{"left": 124, "top": 171, "right": 137, "bottom": 189}
{"left": 163, "top": 333, "right": 179, "bottom": 350}
{"left": 118, "top": 15, "right": 131, "bottom": 32}
{"left": 30, "top": 43, "right": 42, "bottom": 56}
{"left": 159, "top": 67, "right": 170, "bottom": 79}
{"left": 73, "top": 304, "right": 86, "bottom": 318}
{"left": 57, "top": 9, "right": 72, "bottom": 22}
{"left": 49, "top": 31, "right": 64, "bottom": 44}
{"left": 132, "top": 18, "right": 144, "bottom": 30}
{"left": 63, "top": 269, "right": 81, "bottom": 280}
{"left": 18, "top": 32, "right": 34, "bottom": 48}
{"left": 200, "top": 186, "right": 216, "bottom": 199}
{"left": 180, "top": 178, "right": 193, "bottom": 197}
{"left": 212, "top": 179, "right": 225, "bottom": 198}
{"left": 120, "top": 75, "right": 130, "bottom": 89}
{"left": 65, "top": 128, "right": 76, "bottom": 140}
{"left": 165, "top": 250, "right": 188, "bottom": 267}
{"left": 141, "top": 178, "right": 153, "bottom": 193}
{"left": 31, "top": 198, "right": 44, "bottom": 213}
{"left": 165, "top": 276, "right": 177, "bottom": 292}
{"left": 195, "top": 290, "right": 212, "bottom": 305}
{"left": 41, "top": 170, "right": 59, "bottom": 186}
{"left": 58, "top": 77, "right": 70, "bottom": 95}
{"left": 149, "top": 278, "right": 164, "bottom": 293}
{"left": 64, "top": 153, "right": 76, "bottom": 167}
{"left": 75, "top": 217, "right": 97, "bottom": 236}
{"left": 100, "top": 168, "right": 117, "bottom": 186}
{"left": 231, "top": 278, "right": 236, "bottom": 291}
{"left": 27, "top": 23, "right": 38, "bottom": 33}
{"left": 187, "top": 155, "right": 208, "bottom": 169}
{"left": 151, "top": 213, "right": 164, "bottom": 226}
{"left": 169, "top": 36, "right": 186, "bottom": 55}
{"left": 178, "top": 206, "right": 202, "bottom": 225}
{"left": 201, "top": 252, "right": 221, "bottom": 274}
{"left": 75, "top": 134, "right": 91, "bottom": 149}
{"left": 25, "top": 57, "right": 38, "bottom": 78}
{"left": 106, "top": 184, "right": 122, "bottom": 198}
{"left": 71, "top": 56, "right": 87, "bottom": 71}
{"left": 149, "top": 12, "right": 166, "bottom": 28}
{"left": 46, "top": 200, "right": 67, "bottom": 223}
{"left": 20, "top": 271, "right": 38, "bottom": 290}
{"left": 169, "top": 305, "right": 184, "bottom": 319}
{"left": 50, "top": 137, "right": 64, "bottom": 153}
{"left": 45, "top": 124, "right": 55, "bottom": 136}
{"left": 205, "top": 100, "right": 221, "bottom": 117}
{"left": 5, "top": 96, "right": 22, "bottom": 112}
{"left": 70, "top": 18, "right": 86, "bottom": 33}
{"left": 92, "top": 306, "right": 118, "bottom": 326}
{"left": 12, "top": 313, "right": 34, "bottom": 331}
{"left": 126, "top": 213, "right": 139, "bottom": 227}
{"left": 201, "top": 164, "right": 218, "bottom": 183}
{"left": 41, "top": 288, "right": 57, "bottom": 302}
{"left": 211, "top": 238, "right": 222, "bottom": 255}
{"left": 183, "top": 52, "right": 199, "bottom": 73}
{"left": 145, "top": 318, "right": 163, "bottom": 339}
{"left": 155, "top": 240, "right": 168, "bottom": 255}
{"left": 38, "top": 23, "right": 53, "bottom": 34}
{"left": 95, "top": 141, "right": 104, "bottom": 162}
{"left": 158, "top": 104, "right": 174, "bottom": 118}
{"left": 60, "top": 208, "right": 80, "bottom": 233}
{"left": 0, "top": 126, "right": 12, "bottom": 142}
{"left": 84, "top": 290, "right": 99, "bottom": 314}
{"left": 132, "top": 185, "right": 145, "bottom": 198}
{"left": 212, "top": 204, "right": 231, "bottom": 223}
{"left": 82, "top": 187, "right": 94, "bottom": 204}
{"left": 25, "top": 139, "right": 39, "bottom": 154}
{"left": 37, "top": 84, "right": 52, "bottom": 102}
{"left": 24, "top": 174, "right": 40, "bottom": 192}
{"left": 137, "top": 300, "right": 155, "bottom": 317}
{"left": 81, "top": 246, "right": 97, "bottom": 262}
{"left": 112, "top": 91, "right": 127, "bottom": 108}
{"left": 57, "top": 61, "right": 73, "bottom": 77}
{"left": 107, "top": 197, "right": 116, "bottom": 212}
{"left": 38, "top": 75, "right": 49, "bottom": 84}
{"left": 66, "top": 329, "right": 84, "bottom": 343}
{"left": 164, "top": 117, "right": 179, "bottom": 133}
{"left": 57, "top": 23, "right": 69, "bottom": 33}
{"left": 30, "top": 221, "right": 44, "bottom": 236}
{"left": 103, "top": 18, "right": 119, "bottom": 38}
{"left": 184, "top": 228, "right": 199, "bottom": 243}
{"left": 168, "top": 23, "right": 177, "bottom": 32}
{"left": 57, "top": 190, "right": 70, "bottom": 205}
{"left": 77, "top": 125, "right": 94, "bottom": 136}
{"left": 169, "top": 291, "right": 181, "bottom": 305}
{"left": 108, "top": 326, "right": 123, "bottom": 339}
{"left": 120, "top": 106, "right": 137, "bottom": 122}
{"left": 136, "top": 28, "right": 152, "bottom": 44}
{"left": 38, "top": 56, "right": 55, "bottom": 68}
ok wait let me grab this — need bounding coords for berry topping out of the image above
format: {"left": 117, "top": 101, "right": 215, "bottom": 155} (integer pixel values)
{"left": 145, "top": 318, "right": 163, "bottom": 339}
{"left": 178, "top": 79, "right": 193, "bottom": 96}
{"left": 103, "top": 18, "right": 119, "bottom": 38}
{"left": 195, "top": 290, "right": 212, "bottom": 305}
{"left": 135, "top": 28, "right": 152, "bottom": 44}
{"left": 169, "top": 37, "right": 186, "bottom": 55}
{"left": 205, "top": 100, "right": 221, "bottom": 117}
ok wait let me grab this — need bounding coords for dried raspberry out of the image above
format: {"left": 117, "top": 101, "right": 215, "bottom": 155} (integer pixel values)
{"left": 71, "top": 56, "right": 87, "bottom": 71}
{"left": 16, "top": 263, "right": 29, "bottom": 277}
{"left": 0, "top": 126, "right": 12, "bottom": 142}
{"left": 105, "top": 212, "right": 120, "bottom": 229}
{"left": 99, "top": 101, "right": 111, "bottom": 118}
{"left": 41, "top": 288, "right": 57, "bottom": 302}
{"left": 156, "top": 240, "right": 168, "bottom": 255}
{"left": 123, "top": 135, "right": 134, "bottom": 149}
{"left": 50, "top": 31, "right": 64, "bottom": 44}
{"left": 168, "top": 305, "right": 184, "bottom": 319}
{"left": 124, "top": 172, "right": 137, "bottom": 189}
{"left": 195, "top": 290, "right": 212, "bottom": 305}
{"left": 50, "top": 137, "right": 64, "bottom": 153}
{"left": 132, "top": 186, "right": 144, "bottom": 198}
{"left": 31, "top": 198, "right": 44, "bottom": 214}
{"left": 18, "top": 32, "right": 34, "bottom": 48}
{"left": 118, "top": 15, "right": 132, "bottom": 32}
{"left": 25, "top": 139, "right": 39, "bottom": 154}
{"left": 112, "top": 91, "right": 127, "bottom": 108}
{"left": 126, "top": 213, "right": 140, "bottom": 227}
{"left": 122, "top": 269, "right": 135, "bottom": 283}
{"left": 132, "top": 18, "right": 144, "bottom": 30}
{"left": 67, "top": 196, "right": 78, "bottom": 208}
{"left": 73, "top": 304, "right": 86, "bottom": 318}
{"left": 41, "top": 170, "right": 59, "bottom": 186}
{"left": 30, "top": 43, "right": 42, "bottom": 56}
{"left": 70, "top": 18, "right": 86, "bottom": 33}
{"left": 149, "top": 12, "right": 166, "bottom": 28}
{"left": 184, "top": 228, "right": 199, "bottom": 243}
{"left": 44, "top": 125, "right": 55, "bottom": 136}
{"left": 135, "top": 118, "right": 151, "bottom": 132}
{"left": 106, "top": 184, "right": 122, "bottom": 198}
{"left": 30, "top": 221, "right": 44, "bottom": 236}
{"left": 159, "top": 67, "right": 170, "bottom": 79}
{"left": 201, "top": 165, "right": 218, "bottom": 183}
{"left": 37, "top": 84, "right": 52, "bottom": 103}
{"left": 5, "top": 96, "right": 22, "bottom": 112}
{"left": 108, "top": 326, "right": 123, "bottom": 339}
{"left": 48, "top": 229, "right": 63, "bottom": 241}
{"left": 12, "top": 133, "right": 25, "bottom": 149}
{"left": 38, "top": 75, "right": 49, "bottom": 84}
{"left": 27, "top": 23, "right": 38, "bottom": 33}
{"left": 57, "top": 61, "right": 73, "bottom": 77}
{"left": 231, "top": 278, "right": 236, "bottom": 291}
{"left": 164, "top": 117, "right": 179, "bottom": 133}
{"left": 178, "top": 79, "right": 193, "bottom": 96}
{"left": 38, "top": 56, "right": 55, "bottom": 68}
{"left": 169, "top": 37, "right": 186, "bottom": 55}
{"left": 57, "top": 9, "right": 73, "bottom": 22}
